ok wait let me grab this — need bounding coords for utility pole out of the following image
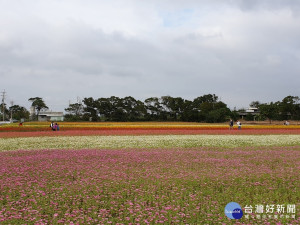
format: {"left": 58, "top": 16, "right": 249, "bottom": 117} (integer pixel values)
{"left": 1, "top": 90, "right": 6, "bottom": 121}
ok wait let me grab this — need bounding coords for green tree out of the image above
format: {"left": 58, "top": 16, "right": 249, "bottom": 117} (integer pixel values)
{"left": 180, "top": 100, "right": 194, "bottom": 121}
{"left": 194, "top": 94, "right": 218, "bottom": 104}
{"left": 108, "top": 96, "right": 126, "bottom": 121}
{"left": 250, "top": 101, "right": 261, "bottom": 108}
{"left": 206, "top": 108, "right": 230, "bottom": 123}
{"left": 160, "top": 96, "right": 185, "bottom": 121}
{"left": 259, "top": 102, "right": 279, "bottom": 124}
{"left": 82, "top": 97, "right": 99, "bottom": 121}
{"left": 191, "top": 94, "right": 230, "bottom": 122}
{"left": 278, "top": 96, "right": 299, "bottom": 120}
{"left": 229, "top": 110, "right": 240, "bottom": 121}
{"left": 28, "top": 97, "right": 48, "bottom": 120}
{"left": 0, "top": 103, "right": 9, "bottom": 121}
{"left": 65, "top": 103, "right": 84, "bottom": 121}
{"left": 121, "top": 96, "right": 146, "bottom": 121}
{"left": 95, "top": 98, "right": 113, "bottom": 121}
{"left": 9, "top": 105, "right": 29, "bottom": 120}
{"left": 144, "top": 97, "right": 163, "bottom": 120}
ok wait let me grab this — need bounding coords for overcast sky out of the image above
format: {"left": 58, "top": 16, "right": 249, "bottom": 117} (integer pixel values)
{"left": 1, "top": 0, "right": 300, "bottom": 111}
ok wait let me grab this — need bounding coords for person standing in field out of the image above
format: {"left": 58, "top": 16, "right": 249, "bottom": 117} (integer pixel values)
{"left": 229, "top": 119, "right": 234, "bottom": 130}
{"left": 50, "top": 122, "right": 54, "bottom": 131}
{"left": 237, "top": 120, "right": 241, "bottom": 130}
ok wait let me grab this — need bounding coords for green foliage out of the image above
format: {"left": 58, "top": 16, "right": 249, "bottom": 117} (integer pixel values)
{"left": 28, "top": 97, "right": 48, "bottom": 119}
{"left": 9, "top": 105, "right": 30, "bottom": 120}
{"left": 244, "top": 113, "right": 255, "bottom": 121}
{"left": 77, "top": 94, "right": 232, "bottom": 123}
{"left": 82, "top": 97, "right": 99, "bottom": 122}
{"left": 64, "top": 103, "right": 84, "bottom": 121}
{"left": 65, "top": 103, "right": 84, "bottom": 116}
{"left": 278, "top": 96, "right": 300, "bottom": 120}
{"left": 64, "top": 114, "right": 84, "bottom": 122}
{"left": 252, "top": 95, "right": 300, "bottom": 122}
{"left": 259, "top": 102, "right": 279, "bottom": 124}
{"left": 229, "top": 111, "right": 240, "bottom": 121}
{"left": 65, "top": 94, "right": 300, "bottom": 123}
{"left": 0, "top": 103, "right": 9, "bottom": 120}
{"left": 206, "top": 108, "right": 230, "bottom": 123}
{"left": 249, "top": 101, "right": 261, "bottom": 108}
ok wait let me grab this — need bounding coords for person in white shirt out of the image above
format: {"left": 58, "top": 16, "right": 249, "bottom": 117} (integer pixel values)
{"left": 237, "top": 120, "right": 241, "bottom": 130}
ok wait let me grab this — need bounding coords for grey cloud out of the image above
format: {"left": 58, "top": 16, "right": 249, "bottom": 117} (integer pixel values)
{"left": 232, "top": 0, "right": 300, "bottom": 12}
{"left": 1, "top": 0, "right": 300, "bottom": 111}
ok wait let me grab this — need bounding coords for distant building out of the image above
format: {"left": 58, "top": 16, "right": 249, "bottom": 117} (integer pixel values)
{"left": 38, "top": 111, "right": 64, "bottom": 121}
{"left": 239, "top": 107, "right": 260, "bottom": 119}
{"left": 245, "top": 107, "right": 259, "bottom": 113}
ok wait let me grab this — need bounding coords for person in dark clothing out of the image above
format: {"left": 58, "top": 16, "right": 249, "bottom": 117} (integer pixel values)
{"left": 229, "top": 119, "right": 234, "bottom": 130}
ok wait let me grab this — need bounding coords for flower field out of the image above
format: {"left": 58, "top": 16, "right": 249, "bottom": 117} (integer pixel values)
{"left": 1, "top": 134, "right": 300, "bottom": 151}
{"left": 1, "top": 121, "right": 300, "bottom": 138}
{"left": 1, "top": 121, "right": 300, "bottom": 133}
{"left": 0, "top": 122, "right": 299, "bottom": 224}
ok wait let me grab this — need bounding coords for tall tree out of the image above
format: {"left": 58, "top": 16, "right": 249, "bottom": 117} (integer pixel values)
{"left": 279, "top": 96, "right": 299, "bottom": 120}
{"left": 144, "top": 97, "right": 163, "bottom": 120}
{"left": 160, "top": 96, "right": 184, "bottom": 120}
{"left": 193, "top": 94, "right": 218, "bottom": 105}
{"left": 180, "top": 100, "right": 194, "bottom": 121}
{"left": 65, "top": 103, "right": 84, "bottom": 116}
{"left": 9, "top": 105, "right": 30, "bottom": 120}
{"left": 82, "top": 97, "right": 99, "bottom": 121}
{"left": 0, "top": 103, "right": 9, "bottom": 121}
{"left": 65, "top": 103, "right": 84, "bottom": 121}
{"left": 259, "top": 102, "right": 279, "bottom": 124}
{"left": 28, "top": 97, "right": 48, "bottom": 119}
{"left": 191, "top": 94, "right": 230, "bottom": 122}
{"left": 108, "top": 96, "right": 125, "bottom": 121}
{"left": 95, "top": 98, "right": 113, "bottom": 121}
{"left": 250, "top": 101, "right": 261, "bottom": 108}
{"left": 121, "top": 96, "right": 146, "bottom": 121}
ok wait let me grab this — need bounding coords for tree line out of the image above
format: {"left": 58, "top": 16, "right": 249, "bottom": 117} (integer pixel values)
{"left": 1, "top": 95, "right": 299, "bottom": 123}
{"left": 65, "top": 94, "right": 231, "bottom": 122}
{"left": 252, "top": 96, "right": 300, "bottom": 123}
{"left": 64, "top": 94, "right": 300, "bottom": 123}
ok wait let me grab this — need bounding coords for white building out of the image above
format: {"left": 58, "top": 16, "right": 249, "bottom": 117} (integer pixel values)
{"left": 245, "top": 107, "right": 259, "bottom": 113}
{"left": 239, "top": 107, "right": 260, "bottom": 120}
{"left": 38, "top": 111, "right": 64, "bottom": 121}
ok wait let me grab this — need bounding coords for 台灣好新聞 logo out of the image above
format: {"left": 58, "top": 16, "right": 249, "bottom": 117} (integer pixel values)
{"left": 225, "top": 202, "right": 243, "bottom": 219}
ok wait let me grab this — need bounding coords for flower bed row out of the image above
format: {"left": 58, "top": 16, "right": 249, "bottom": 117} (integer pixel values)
{"left": 1, "top": 122, "right": 300, "bottom": 133}
{"left": 2, "top": 134, "right": 300, "bottom": 151}
{"left": 0, "top": 146, "right": 299, "bottom": 224}
{"left": 1, "top": 128, "right": 300, "bottom": 138}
